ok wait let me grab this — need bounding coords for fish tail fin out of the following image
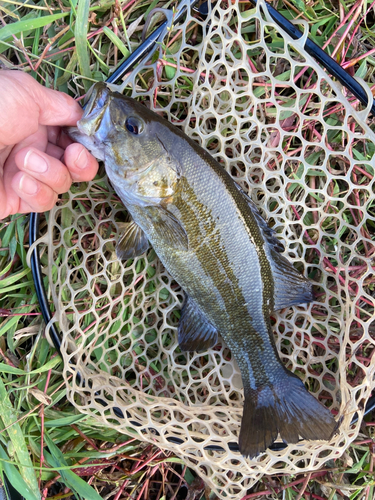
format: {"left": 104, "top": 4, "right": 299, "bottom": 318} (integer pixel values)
{"left": 239, "top": 373, "right": 337, "bottom": 458}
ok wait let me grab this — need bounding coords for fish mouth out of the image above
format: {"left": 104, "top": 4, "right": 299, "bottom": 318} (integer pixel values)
{"left": 82, "top": 82, "right": 110, "bottom": 115}
{"left": 77, "top": 83, "right": 112, "bottom": 136}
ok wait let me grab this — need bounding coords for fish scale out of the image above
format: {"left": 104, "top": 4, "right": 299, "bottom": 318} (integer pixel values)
{"left": 68, "top": 82, "right": 338, "bottom": 457}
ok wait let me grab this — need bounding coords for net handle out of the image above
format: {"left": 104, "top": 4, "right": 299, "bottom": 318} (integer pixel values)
{"left": 250, "top": 0, "right": 375, "bottom": 116}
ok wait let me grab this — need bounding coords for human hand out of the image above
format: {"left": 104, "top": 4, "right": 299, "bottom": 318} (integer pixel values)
{"left": 0, "top": 70, "right": 99, "bottom": 220}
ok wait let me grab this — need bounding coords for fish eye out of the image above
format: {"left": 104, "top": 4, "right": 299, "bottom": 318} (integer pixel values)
{"left": 125, "top": 117, "right": 144, "bottom": 135}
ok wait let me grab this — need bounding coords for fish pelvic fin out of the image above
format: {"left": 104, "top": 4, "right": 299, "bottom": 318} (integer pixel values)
{"left": 178, "top": 295, "right": 218, "bottom": 352}
{"left": 239, "top": 372, "right": 338, "bottom": 458}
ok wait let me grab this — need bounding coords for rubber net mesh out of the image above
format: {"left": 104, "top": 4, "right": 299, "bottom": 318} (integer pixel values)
{"left": 41, "top": 1, "right": 375, "bottom": 497}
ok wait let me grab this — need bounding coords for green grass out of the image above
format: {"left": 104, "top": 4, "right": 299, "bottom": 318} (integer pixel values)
{"left": 0, "top": 0, "right": 375, "bottom": 499}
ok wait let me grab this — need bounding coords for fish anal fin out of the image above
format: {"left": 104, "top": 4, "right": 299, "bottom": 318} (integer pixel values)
{"left": 116, "top": 221, "right": 149, "bottom": 260}
{"left": 270, "top": 249, "right": 314, "bottom": 310}
{"left": 239, "top": 372, "right": 337, "bottom": 458}
{"left": 178, "top": 296, "right": 218, "bottom": 352}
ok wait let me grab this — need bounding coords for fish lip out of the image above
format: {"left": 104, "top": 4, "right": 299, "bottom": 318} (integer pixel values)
{"left": 82, "top": 82, "right": 109, "bottom": 114}
{"left": 77, "top": 95, "right": 112, "bottom": 137}
{"left": 82, "top": 83, "right": 100, "bottom": 111}
{"left": 82, "top": 85, "right": 96, "bottom": 114}
{"left": 75, "top": 82, "right": 113, "bottom": 136}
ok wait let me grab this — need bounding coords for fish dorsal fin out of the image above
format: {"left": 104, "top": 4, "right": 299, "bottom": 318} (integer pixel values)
{"left": 236, "top": 184, "right": 284, "bottom": 253}
{"left": 147, "top": 206, "right": 189, "bottom": 252}
{"left": 236, "top": 184, "right": 313, "bottom": 310}
{"left": 178, "top": 295, "right": 218, "bottom": 352}
{"left": 116, "top": 221, "right": 149, "bottom": 260}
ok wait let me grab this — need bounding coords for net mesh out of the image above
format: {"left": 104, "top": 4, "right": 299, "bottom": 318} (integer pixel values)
{"left": 41, "top": 1, "right": 375, "bottom": 497}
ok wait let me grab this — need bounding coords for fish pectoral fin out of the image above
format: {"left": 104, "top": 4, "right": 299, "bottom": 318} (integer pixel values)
{"left": 151, "top": 207, "right": 188, "bottom": 252}
{"left": 270, "top": 249, "right": 313, "bottom": 310}
{"left": 178, "top": 296, "right": 218, "bottom": 352}
{"left": 116, "top": 221, "right": 149, "bottom": 260}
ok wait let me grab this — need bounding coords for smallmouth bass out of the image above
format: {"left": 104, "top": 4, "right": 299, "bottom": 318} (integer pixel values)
{"left": 69, "top": 82, "right": 337, "bottom": 457}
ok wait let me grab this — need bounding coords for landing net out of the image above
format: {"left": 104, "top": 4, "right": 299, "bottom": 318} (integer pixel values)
{"left": 41, "top": 1, "right": 375, "bottom": 497}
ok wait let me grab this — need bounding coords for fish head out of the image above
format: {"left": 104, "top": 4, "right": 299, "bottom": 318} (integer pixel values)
{"left": 68, "top": 82, "right": 180, "bottom": 203}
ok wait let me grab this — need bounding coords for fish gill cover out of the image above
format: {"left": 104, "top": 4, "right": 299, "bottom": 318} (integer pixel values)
{"left": 37, "top": 0, "right": 375, "bottom": 498}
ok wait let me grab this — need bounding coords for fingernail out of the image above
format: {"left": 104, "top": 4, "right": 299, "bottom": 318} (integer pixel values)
{"left": 18, "top": 174, "right": 38, "bottom": 195}
{"left": 24, "top": 150, "right": 48, "bottom": 173}
{"left": 75, "top": 148, "right": 88, "bottom": 170}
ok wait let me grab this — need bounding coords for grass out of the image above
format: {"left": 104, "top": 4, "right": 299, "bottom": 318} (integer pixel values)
{"left": 0, "top": 0, "right": 375, "bottom": 499}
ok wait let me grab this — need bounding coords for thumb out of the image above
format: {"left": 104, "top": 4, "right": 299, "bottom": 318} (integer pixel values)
{"left": 0, "top": 71, "right": 84, "bottom": 133}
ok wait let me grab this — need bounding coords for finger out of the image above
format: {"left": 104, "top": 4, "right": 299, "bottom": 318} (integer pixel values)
{"left": 0, "top": 179, "right": 10, "bottom": 220}
{"left": 0, "top": 145, "right": 12, "bottom": 172}
{"left": 64, "top": 143, "right": 99, "bottom": 182}
{"left": 1, "top": 125, "right": 50, "bottom": 216}
{"left": 0, "top": 78, "right": 56, "bottom": 148}
{"left": 0, "top": 72, "right": 84, "bottom": 148}
{"left": 11, "top": 171, "right": 58, "bottom": 214}
{"left": 22, "top": 73, "right": 83, "bottom": 126}
{"left": 14, "top": 147, "right": 72, "bottom": 195}
{"left": 46, "top": 143, "right": 65, "bottom": 160}
{"left": 0, "top": 193, "right": 36, "bottom": 217}
{"left": 47, "top": 126, "right": 61, "bottom": 145}
{"left": 13, "top": 199, "right": 35, "bottom": 215}
{"left": 47, "top": 126, "right": 74, "bottom": 149}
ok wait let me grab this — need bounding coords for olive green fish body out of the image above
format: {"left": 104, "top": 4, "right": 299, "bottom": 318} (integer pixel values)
{"left": 128, "top": 152, "right": 280, "bottom": 387}
{"left": 68, "top": 83, "right": 337, "bottom": 457}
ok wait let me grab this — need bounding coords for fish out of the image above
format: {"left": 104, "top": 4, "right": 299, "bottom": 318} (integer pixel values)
{"left": 68, "top": 82, "right": 337, "bottom": 457}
